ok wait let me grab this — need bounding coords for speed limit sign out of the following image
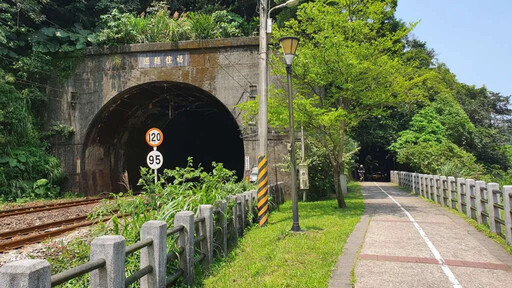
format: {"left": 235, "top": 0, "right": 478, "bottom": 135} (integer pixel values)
{"left": 146, "top": 128, "right": 163, "bottom": 147}
{"left": 146, "top": 150, "right": 163, "bottom": 170}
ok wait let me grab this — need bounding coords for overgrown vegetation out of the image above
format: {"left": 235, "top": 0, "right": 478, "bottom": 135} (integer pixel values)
{"left": 202, "top": 182, "right": 363, "bottom": 287}
{"left": 46, "top": 160, "right": 253, "bottom": 287}
{"left": 0, "top": 1, "right": 261, "bottom": 202}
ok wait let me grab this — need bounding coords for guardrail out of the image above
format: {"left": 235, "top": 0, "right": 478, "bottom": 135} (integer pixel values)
{"left": 0, "top": 183, "right": 285, "bottom": 287}
{"left": 391, "top": 171, "right": 512, "bottom": 245}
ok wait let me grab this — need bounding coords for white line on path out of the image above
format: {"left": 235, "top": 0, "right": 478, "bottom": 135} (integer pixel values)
{"left": 373, "top": 182, "right": 462, "bottom": 288}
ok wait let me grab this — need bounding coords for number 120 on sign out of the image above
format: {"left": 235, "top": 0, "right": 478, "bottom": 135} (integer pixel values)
{"left": 146, "top": 128, "right": 163, "bottom": 147}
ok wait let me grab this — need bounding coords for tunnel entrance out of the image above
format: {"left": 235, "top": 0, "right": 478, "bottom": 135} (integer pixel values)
{"left": 81, "top": 81, "right": 244, "bottom": 196}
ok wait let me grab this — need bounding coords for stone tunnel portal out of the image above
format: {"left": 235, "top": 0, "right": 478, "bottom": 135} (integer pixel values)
{"left": 81, "top": 81, "right": 244, "bottom": 196}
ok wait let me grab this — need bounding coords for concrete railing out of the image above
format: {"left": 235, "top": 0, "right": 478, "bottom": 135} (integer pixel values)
{"left": 0, "top": 183, "right": 285, "bottom": 287}
{"left": 391, "top": 170, "right": 512, "bottom": 245}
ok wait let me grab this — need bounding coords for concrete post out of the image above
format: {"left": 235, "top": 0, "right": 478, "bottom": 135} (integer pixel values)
{"left": 418, "top": 174, "right": 423, "bottom": 197}
{"left": 230, "top": 196, "right": 239, "bottom": 244}
{"left": 244, "top": 191, "right": 254, "bottom": 224}
{"left": 0, "top": 259, "right": 51, "bottom": 288}
{"left": 487, "top": 182, "right": 500, "bottom": 233}
{"left": 217, "top": 200, "right": 228, "bottom": 257}
{"left": 447, "top": 177, "right": 456, "bottom": 209}
{"left": 465, "top": 179, "right": 476, "bottom": 219}
{"left": 90, "top": 235, "right": 125, "bottom": 288}
{"left": 474, "top": 181, "right": 486, "bottom": 224}
{"left": 432, "top": 175, "right": 440, "bottom": 203}
{"left": 439, "top": 176, "right": 447, "bottom": 207}
{"left": 199, "top": 205, "right": 214, "bottom": 265}
{"left": 174, "top": 211, "right": 194, "bottom": 286}
{"left": 427, "top": 175, "right": 433, "bottom": 201}
{"left": 433, "top": 175, "right": 440, "bottom": 204}
{"left": 456, "top": 178, "right": 465, "bottom": 213}
{"left": 503, "top": 186, "right": 512, "bottom": 245}
{"left": 140, "top": 221, "right": 166, "bottom": 288}
{"left": 412, "top": 173, "right": 417, "bottom": 195}
{"left": 237, "top": 194, "right": 246, "bottom": 232}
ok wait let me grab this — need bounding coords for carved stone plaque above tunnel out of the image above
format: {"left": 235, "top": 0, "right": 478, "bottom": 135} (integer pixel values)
{"left": 137, "top": 51, "right": 190, "bottom": 68}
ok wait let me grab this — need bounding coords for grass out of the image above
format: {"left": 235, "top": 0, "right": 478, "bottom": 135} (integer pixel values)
{"left": 200, "top": 183, "right": 364, "bottom": 288}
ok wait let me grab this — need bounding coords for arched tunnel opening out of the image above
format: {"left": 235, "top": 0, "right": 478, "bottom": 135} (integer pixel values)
{"left": 81, "top": 81, "right": 244, "bottom": 196}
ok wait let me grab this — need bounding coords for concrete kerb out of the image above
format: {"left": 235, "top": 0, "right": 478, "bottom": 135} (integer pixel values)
{"left": 0, "top": 259, "right": 51, "bottom": 288}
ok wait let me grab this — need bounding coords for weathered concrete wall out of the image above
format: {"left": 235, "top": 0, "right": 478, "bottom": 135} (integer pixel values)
{"left": 46, "top": 37, "right": 290, "bottom": 195}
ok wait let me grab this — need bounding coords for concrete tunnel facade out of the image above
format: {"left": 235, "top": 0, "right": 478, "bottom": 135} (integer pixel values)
{"left": 81, "top": 81, "right": 245, "bottom": 194}
{"left": 46, "top": 37, "right": 290, "bottom": 197}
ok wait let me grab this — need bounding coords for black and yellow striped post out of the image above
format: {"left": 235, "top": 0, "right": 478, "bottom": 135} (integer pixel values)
{"left": 257, "top": 155, "right": 269, "bottom": 227}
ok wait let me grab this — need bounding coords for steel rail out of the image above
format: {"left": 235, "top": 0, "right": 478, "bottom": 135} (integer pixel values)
{"left": 0, "top": 214, "right": 89, "bottom": 239}
{"left": 0, "top": 213, "right": 126, "bottom": 251}
{"left": 0, "top": 198, "right": 99, "bottom": 215}
{"left": 0, "top": 199, "right": 101, "bottom": 219}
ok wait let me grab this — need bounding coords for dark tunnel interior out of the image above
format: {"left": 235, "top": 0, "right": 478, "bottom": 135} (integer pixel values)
{"left": 81, "top": 81, "right": 244, "bottom": 195}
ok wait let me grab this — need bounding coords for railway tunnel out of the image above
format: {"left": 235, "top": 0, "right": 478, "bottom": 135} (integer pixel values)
{"left": 81, "top": 81, "right": 245, "bottom": 196}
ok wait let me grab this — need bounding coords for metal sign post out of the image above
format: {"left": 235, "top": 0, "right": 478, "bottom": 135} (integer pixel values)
{"left": 146, "top": 128, "right": 164, "bottom": 184}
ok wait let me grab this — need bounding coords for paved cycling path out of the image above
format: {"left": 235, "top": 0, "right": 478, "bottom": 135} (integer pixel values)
{"left": 329, "top": 182, "right": 512, "bottom": 288}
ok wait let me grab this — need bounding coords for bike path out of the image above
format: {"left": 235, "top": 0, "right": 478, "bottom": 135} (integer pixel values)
{"left": 330, "top": 182, "right": 512, "bottom": 288}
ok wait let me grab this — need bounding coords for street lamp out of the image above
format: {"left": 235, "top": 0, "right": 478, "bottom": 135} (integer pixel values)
{"left": 257, "top": 0, "right": 299, "bottom": 227}
{"left": 279, "top": 36, "right": 301, "bottom": 232}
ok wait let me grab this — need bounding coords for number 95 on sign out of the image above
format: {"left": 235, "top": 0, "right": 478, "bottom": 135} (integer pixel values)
{"left": 147, "top": 150, "right": 163, "bottom": 170}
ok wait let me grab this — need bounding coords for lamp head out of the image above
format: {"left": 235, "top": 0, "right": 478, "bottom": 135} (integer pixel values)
{"left": 279, "top": 36, "right": 300, "bottom": 65}
{"left": 285, "top": 0, "right": 299, "bottom": 7}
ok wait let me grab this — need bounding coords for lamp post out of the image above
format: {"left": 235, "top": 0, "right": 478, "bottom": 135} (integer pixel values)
{"left": 279, "top": 36, "right": 301, "bottom": 232}
{"left": 257, "top": 0, "right": 299, "bottom": 227}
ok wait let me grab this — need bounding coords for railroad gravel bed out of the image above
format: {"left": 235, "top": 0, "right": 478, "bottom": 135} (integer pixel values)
{"left": 0, "top": 226, "right": 91, "bottom": 267}
{"left": 0, "top": 203, "right": 98, "bottom": 232}
{"left": 0, "top": 198, "right": 89, "bottom": 211}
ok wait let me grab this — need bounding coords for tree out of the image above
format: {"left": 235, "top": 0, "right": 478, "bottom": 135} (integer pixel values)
{"left": 239, "top": 0, "right": 430, "bottom": 207}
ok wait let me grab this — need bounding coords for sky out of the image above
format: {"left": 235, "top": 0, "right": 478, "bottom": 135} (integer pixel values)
{"left": 395, "top": 0, "right": 512, "bottom": 96}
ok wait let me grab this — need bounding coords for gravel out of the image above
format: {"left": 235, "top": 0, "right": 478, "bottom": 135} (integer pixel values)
{"left": 0, "top": 203, "right": 98, "bottom": 233}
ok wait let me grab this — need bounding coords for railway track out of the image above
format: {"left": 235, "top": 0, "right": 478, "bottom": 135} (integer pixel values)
{"left": 0, "top": 198, "right": 112, "bottom": 251}
{"left": 0, "top": 212, "right": 122, "bottom": 251}
{"left": 0, "top": 198, "right": 101, "bottom": 219}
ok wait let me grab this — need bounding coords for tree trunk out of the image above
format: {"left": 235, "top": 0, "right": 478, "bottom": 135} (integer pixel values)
{"left": 333, "top": 165, "right": 346, "bottom": 208}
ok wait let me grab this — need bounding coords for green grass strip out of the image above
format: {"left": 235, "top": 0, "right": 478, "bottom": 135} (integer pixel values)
{"left": 200, "top": 183, "right": 364, "bottom": 288}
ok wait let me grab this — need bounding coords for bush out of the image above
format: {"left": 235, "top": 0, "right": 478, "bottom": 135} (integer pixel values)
{"left": 0, "top": 75, "right": 63, "bottom": 202}
{"left": 92, "top": 8, "right": 254, "bottom": 46}
{"left": 395, "top": 141, "right": 483, "bottom": 177}
{"left": 46, "top": 159, "right": 252, "bottom": 287}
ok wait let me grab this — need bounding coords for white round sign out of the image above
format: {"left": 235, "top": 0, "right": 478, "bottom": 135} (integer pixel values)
{"left": 146, "top": 150, "right": 163, "bottom": 169}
